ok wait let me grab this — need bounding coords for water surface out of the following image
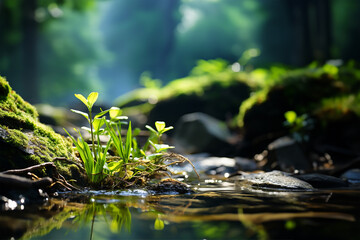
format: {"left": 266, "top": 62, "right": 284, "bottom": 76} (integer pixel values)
{"left": 2, "top": 180, "right": 360, "bottom": 240}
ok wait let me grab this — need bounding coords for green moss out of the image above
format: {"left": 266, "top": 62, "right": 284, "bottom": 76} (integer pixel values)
{"left": 115, "top": 61, "right": 253, "bottom": 127}
{"left": 5, "top": 128, "right": 29, "bottom": 149}
{"left": 236, "top": 63, "right": 360, "bottom": 128}
{"left": 236, "top": 88, "right": 269, "bottom": 127}
{"left": 0, "top": 76, "right": 82, "bottom": 182}
{"left": 0, "top": 76, "right": 11, "bottom": 100}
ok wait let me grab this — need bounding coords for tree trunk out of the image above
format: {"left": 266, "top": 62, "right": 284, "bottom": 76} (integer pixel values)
{"left": 288, "top": 0, "right": 313, "bottom": 66}
{"left": 22, "top": 0, "right": 38, "bottom": 103}
{"left": 313, "top": 0, "right": 332, "bottom": 63}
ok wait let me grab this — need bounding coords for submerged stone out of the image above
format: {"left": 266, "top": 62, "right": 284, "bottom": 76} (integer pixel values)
{"left": 0, "top": 76, "right": 84, "bottom": 183}
{"left": 234, "top": 170, "right": 314, "bottom": 190}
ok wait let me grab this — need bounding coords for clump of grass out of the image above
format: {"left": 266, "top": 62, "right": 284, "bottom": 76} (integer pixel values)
{"left": 65, "top": 92, "right": 197, "bottom": 187}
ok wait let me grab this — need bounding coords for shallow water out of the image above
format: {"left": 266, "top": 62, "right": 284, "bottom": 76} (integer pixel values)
{"left": 1, "top": 180, "right": 360, "bottom": 240}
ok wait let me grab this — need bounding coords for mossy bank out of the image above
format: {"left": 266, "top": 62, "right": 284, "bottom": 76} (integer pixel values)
{"left": 0, "top": 76, "right": 84, "bottom": 183}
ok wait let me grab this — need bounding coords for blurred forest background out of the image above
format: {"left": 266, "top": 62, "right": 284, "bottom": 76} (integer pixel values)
{"left": 1, "top": 0, "right": 360, "bottom": 106}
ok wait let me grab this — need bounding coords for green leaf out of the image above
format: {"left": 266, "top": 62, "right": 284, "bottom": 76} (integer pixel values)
{"left": 284, "top": 111, "right": 297, "bottom": 124}
{"left": 125, "top": 122, "right": 132, "bottom": 162}
{"left": 74, "top": 93, "right": 88, "bottom": 107}
{"left": 108, "top": 161, "right": 123, "bottom": 172}
{"left": 154, "top": 218, "right": 164, "bottom": 230}
{"left": 147, "top": 153, "right": 162, "bottom": 160}
{"left": 87, "top": 92, "right": 98, "bottom": 108}
{"left": 155, "top": 121, "right": 165, "bottom": 132}
{"left": 95, "top": 109, "right": 110, "bottom": 119}
{"left": 133, "top": 128, "right": 141, "bottom": 137}
{"left": 109, "top": 107, "right": 122, "bottom": 120}
{"left": 135, "top": 165, "right": 146, "bottom": 171}
{"left": 145, "top": 125, "right": 158, "bottom": 135}
{"left": 93, "top": 117, "right": 105, "bottom": 132}
{"left": 153, "top": 143, "right": 175, "bottom": 153}
{"left": 71, "top": 109, "right": 89, "bottom": 121}
{"left": 161, "top": 126, "right": 174, "bottom": 134}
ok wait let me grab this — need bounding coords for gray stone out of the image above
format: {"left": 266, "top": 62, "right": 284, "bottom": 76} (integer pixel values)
{"left": 173, "top": 112, "right": 233, "bottom": 154}
{"left": 267, "top": 136, "right": 311, "bottom": 172}
{"left": 341, "top": 169, "right": 360, "bottom": 184}
{"left": 294, "top": 173, "right": 348, "bottom": 188}
{"left": 235, "top": 157, "right": 258, "bottom": 171}
{"left": 234, "top": 170, "right": 314, "bottom": 190}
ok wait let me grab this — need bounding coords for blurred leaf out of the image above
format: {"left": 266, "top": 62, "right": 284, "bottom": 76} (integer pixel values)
{"left": 284, "top": 111, "right": 297, "bottom": 124}
{"left": 109, "top": 107, "right": 122, "bottom": 120}
{"left": 155, "top": 121, "right": 165, "bottom": 132}
{"left": 71, "top": 109, "right": 89, "bottom": 121}
{"left": 74, "top": 94, "right": 88, "bottom": 107}
{"left": 154, "top": 218, "right": 164, "bottom": 230}
{"left": 87, "top": 92, "right": 98, "bottom": 108}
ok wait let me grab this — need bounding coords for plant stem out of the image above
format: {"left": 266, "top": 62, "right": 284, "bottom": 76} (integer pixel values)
{"left": 88, "top": 108, "right": 97, "bottom": 162}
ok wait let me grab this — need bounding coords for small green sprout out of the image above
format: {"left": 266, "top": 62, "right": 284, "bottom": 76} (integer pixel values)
{"left": 146, "top": 121, "right": 173, "bottom": 144}
{"left": 284, "top": 110, "right": 313, "bottom": 142}
{"left": 65, "top": 92, "right": 196, "bottom": 186}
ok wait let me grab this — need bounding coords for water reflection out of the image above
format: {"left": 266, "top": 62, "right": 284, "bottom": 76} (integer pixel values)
{"left": 1, "top": 182, "right": 360, "bottom": 240}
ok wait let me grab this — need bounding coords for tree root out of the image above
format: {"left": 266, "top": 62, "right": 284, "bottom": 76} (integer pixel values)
{"left": 0, "top": 161, "right": 80, "bottom": 192}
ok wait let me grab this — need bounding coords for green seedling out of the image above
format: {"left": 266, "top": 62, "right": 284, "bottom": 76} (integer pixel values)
{"left": 284, "top": 110, "right": 313, "bottom": 142}
{"left": 145, "top": 121, "right": 173, "bottom": 144}
{"left": 65, "top": 92, "right": 111, "bottom": 183}
{"left": 65, "top": 92, "right": 197, "bottom": 186}
{"left": 106, "top": 120, "right": 132, "bottom": 164}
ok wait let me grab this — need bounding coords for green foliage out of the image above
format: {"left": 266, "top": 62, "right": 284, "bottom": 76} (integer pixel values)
{"left": 236, "top": 62, "right": 360, "bottom": 128}
{"left": 146, "top": 121, "right": 174, "bottom": 144}
{"left": 154, "top": 217, "right": 165, "bottom": 230}
{"left": 0, "top": 76, "right": 11, "bottom": 99}
{"left": 0, "top": 77, "right": 78, "bottom": 179}
{"left": 115, "top": 58, "right": 252, "bottom": 123}
{"left": 66, "top": 92, "right": 190, "bottom": 187}
{"left": 283, "top": 111, "right": 313, "bottom": 142}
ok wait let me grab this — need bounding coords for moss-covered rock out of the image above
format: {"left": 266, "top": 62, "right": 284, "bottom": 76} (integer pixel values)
{"left": 236, "top": 63, "right": 360, "bottom": 155}
{"left": 115, "top": 60, "right": 253, "bottom": 128}
{"left": 0, "top": 76, "right": 85, "bottom": 183}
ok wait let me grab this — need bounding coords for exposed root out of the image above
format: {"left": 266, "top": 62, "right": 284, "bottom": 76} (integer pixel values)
{"left": 1, "top": 162, "right": 80, "bottom": 192}
{"left": 1, "top": 162, "right": 56, "bottom": 176}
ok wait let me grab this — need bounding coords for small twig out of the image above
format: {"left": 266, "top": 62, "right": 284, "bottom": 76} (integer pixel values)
{"left": 57, "top": 173, "right": 81, "bottom": 191}
{"left": 162, "top": 153, "right": 200, "bottom": 179}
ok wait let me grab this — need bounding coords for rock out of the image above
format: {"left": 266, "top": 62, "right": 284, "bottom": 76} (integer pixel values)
{"left": 147, "top": 179, "right": 194, "bottom": 195}
{"left": 241, "top": 71, "right": 346, "bottom": 140}
{"left": 170, "top": 155, "right": 257, "bottom": 177}
{"left": 173, "top": 112, "right": 234, "bottom": 155}
{"left": 0, "top": 76, "right": 84, "bottom": 182}
{"left": 293, "top": 173, "right": 348, "bottom": 188}
{"left": 0, "top": 173, "right": 52, "bottom": 203}
{"left": 341, "top": 169, "right": 360, "bottom": 184}
{"left": 266, "top": 136, "right": 311, "bottom": 172}
{"left": 235, "top": 157, "right": 258, "bottom": 172}
{"left": 144, "top": 78, "right": 251, "bottom": 128}
{"left": 234, "top": 170, "right": 314, "bottom": 190}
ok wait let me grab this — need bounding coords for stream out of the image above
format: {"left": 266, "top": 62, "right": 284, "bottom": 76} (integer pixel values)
{"left": 1, "top": 178, "right": 360, "bottom": 240}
